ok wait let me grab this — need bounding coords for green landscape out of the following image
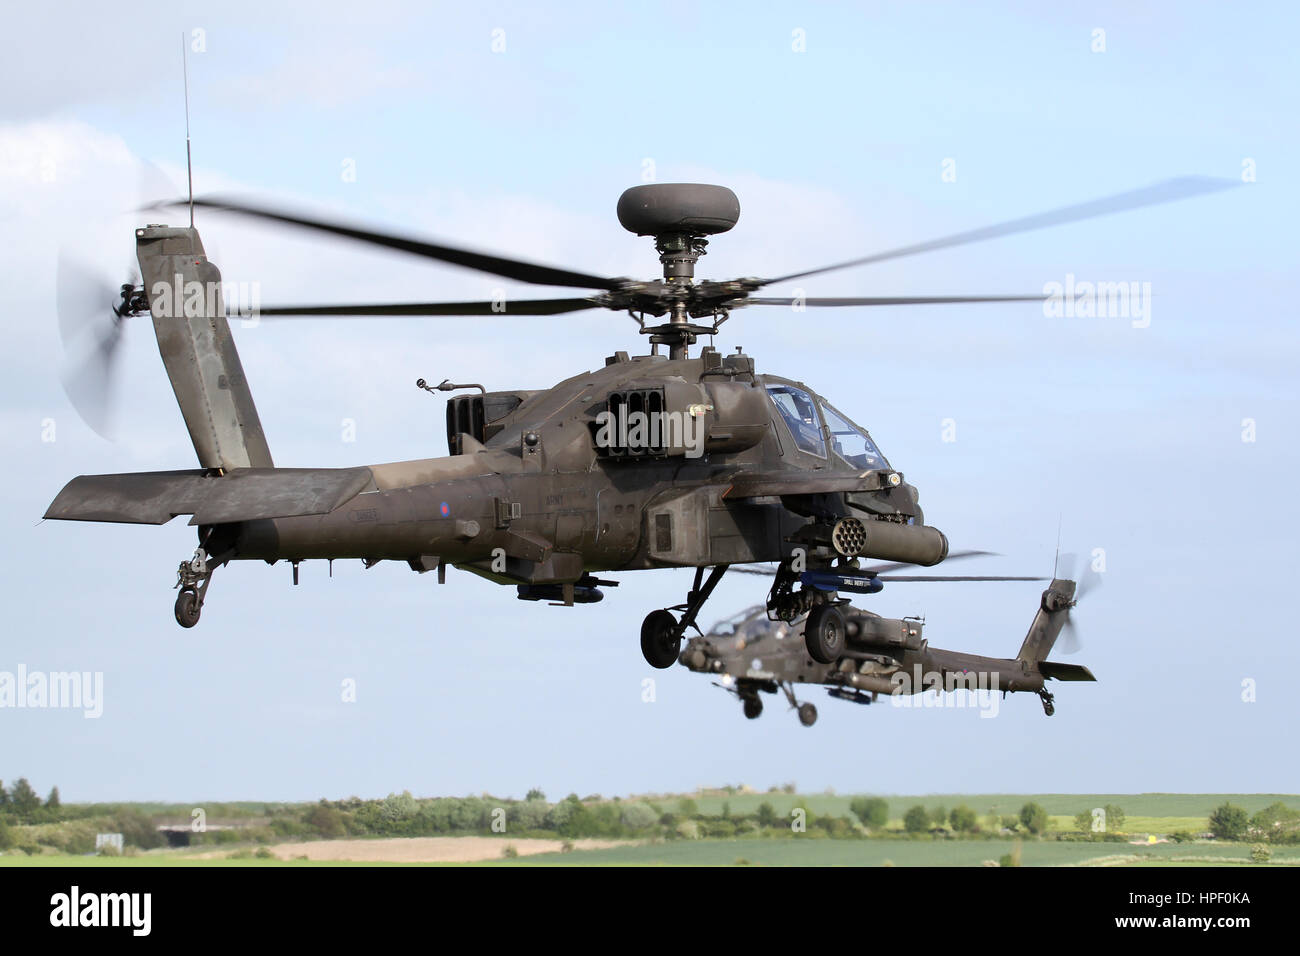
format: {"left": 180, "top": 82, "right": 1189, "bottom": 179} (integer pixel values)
{"left": 2, "top": 778, "right": 1297, "bottom": 867}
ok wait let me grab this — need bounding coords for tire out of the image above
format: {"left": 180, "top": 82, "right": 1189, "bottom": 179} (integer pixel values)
{"left": 798, "top": 702, "right": 818, "bottom": 727}
{"left": 174, "top": 588, "right": 201, "bottom": 628}
{"left": 743, "top": 696, "right": 763, "bottom": 720}
{"left": 804, "top": 604, "right": 845, "bottom": 664}
{"left": 640, "top": 609, "right": 681, "bottom": 669}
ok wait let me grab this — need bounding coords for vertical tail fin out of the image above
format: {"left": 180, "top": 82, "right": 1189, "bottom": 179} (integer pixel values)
{"left": 1016, "top": 578, "right": 1075, "bottom": 665}
{"left": 136, "top": 224, "right": 273, "bottom": 471}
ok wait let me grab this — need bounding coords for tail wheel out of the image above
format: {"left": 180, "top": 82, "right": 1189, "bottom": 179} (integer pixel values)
{"left": 174, "top": 587, "right": 201, "bottom": 628}
{"left": 798, "top": 702, "right": 818, "bottom": 727}
{"left": 743, "top": 696, "right": 763, "bottom": 720}
{"left": 640, "top": 609, "right": 681, "bottom": 669}
{"left": 804, "top": 604, "right": 845, "bottom": 664}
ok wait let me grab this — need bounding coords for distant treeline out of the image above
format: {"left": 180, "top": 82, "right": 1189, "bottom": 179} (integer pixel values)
{"left": 0, "top": 778, "right": 61, "bottom": 824}
{"left": 3, "top": 781, "right": 1298, "bottom": 853}
{"left": 195, "top": 793, "right": 1300, "bottom": 845}
{"left": 233, "top": 792, "right": 870, "bottom": 843}
{"left": 0, "top": 778, "right": 165, "bottom": 854}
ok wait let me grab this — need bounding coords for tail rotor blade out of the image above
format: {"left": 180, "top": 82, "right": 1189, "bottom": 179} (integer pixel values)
{"left": 1059, "top": 616, "right": 1081, "bottom": 656}
{"left": 1056, "top": 551, "right": 1100, "bottom": 656}
{"left": 59, "top": 329, "right": 124, "bottom": 439}
{"left": 1075, "top": 557, "right": 1103, "bottom": 601}
{"left": 56, "top": 253, "right": 129, "bottom": 440}
{"left": 1055, "top": 551, "right": 1075, "bottom": 582}
{"left": 57, "top": 255, "right": 116, "bottom": 352}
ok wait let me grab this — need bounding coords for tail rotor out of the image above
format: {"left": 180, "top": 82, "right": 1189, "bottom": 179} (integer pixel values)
{"left": 1056, "top": 551, "right": 1102, "bottom": 655}
{"left": 56, "top": 254, "right": 145, "bottom": 439}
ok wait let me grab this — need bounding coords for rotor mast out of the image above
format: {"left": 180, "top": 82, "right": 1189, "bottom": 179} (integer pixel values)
{"left": 617, "top": 184, "right": 740, "bottom": 360}
{"left": 656, "top": 234, "right": 707, "bottom": 359}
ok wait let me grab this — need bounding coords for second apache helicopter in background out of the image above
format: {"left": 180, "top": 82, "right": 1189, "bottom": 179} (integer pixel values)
{"left": 47, "top": 176, "right": 1229, "bottom": 673}
{"left": 681, "top": 555, "right": 1101, "bottom": 725}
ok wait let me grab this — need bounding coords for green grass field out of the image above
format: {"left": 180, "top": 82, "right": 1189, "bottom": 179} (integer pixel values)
{"left": 7, "top": 840, "right": 1297, "bottom": 868}
{"left": 487, "top": 840, "right": 1300, "bottom": 867}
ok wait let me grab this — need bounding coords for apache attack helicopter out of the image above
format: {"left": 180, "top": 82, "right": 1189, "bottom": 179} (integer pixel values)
{"left": 681, "top": 555, "right": 1100, "bottom": 725}
{"left": 46, "top": 178, "right": 1229, "bottom": 671}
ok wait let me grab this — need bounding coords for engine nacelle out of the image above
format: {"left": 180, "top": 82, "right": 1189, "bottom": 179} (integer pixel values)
{"left": 446, "top": 390, "right": 540, "bottom": 455}
{"left": 591, "top": 380, "right": 768, "bottom": 459}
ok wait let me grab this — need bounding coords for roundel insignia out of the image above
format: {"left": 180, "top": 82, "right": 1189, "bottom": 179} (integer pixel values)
{"left": 439, "top": 502, "right": 451, "bottom": 517}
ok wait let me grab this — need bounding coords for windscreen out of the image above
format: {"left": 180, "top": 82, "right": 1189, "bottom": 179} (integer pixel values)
{"left": 820, "top": 401, "right": 890, "bottom": 470}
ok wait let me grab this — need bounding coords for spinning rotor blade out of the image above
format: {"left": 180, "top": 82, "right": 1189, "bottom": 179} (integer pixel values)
{"left": 1059, "top": 616, "right": 1082, "bottom": 656}
{"left": 1056, "top": 552, "right": 1102, "bottom": 655}
{"left": 1075, "top": 560, "right": 1104, "bottom": 602}
{"left": 731, "top": 551, "right": 1032, "bottom": 581}
{"left": 57, "top": 255, "right": 118, "bottom": 351}
{"left": 861, "top": 549, "right": 997, "bottom": 575}
{"left": 252, "top": 297, "right": 603, "bottom": 318}
{"left": 876, "top": 575, "right": 1046, "bottom": 583}
{"left": 743, "top": 294, "right": 1045, "bottom": 308}
{"left": 763, "top": 176, "right": 1237, "bottom": 286}
{"left": 56, "top": 254, "right": 129, "bottom": 440}
{"left": 154, "top": 196, "right": 624, "bottom": 291}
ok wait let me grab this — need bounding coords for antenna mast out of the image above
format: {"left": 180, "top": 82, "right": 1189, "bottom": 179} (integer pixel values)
{"left": 181, "top": 33, "right": 194, "bottom": 228}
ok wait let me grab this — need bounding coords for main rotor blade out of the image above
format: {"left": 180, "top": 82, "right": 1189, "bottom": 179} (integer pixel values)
{"left": 875, "top": 575, "right": 1046, "bottom": 583}
{"left": 153, "top": 196, "right": 624, "bottom": 291}
{"left": 730, "top": 551, "right": 1008, "bottom": 579}
{"left": 731, "top": 565, "right": 779, "bottom": 577}
{"left": 743, "top": 294, "right": 1044, "bottom": 308}
{"left": 763, "top": 176, "right": 1237, "bottom": 286}
{"left": 861, "top": 549, "right": 997, "bottom": 575}
{"left": 251, "top": 297, "right": 604, "bottom": 318}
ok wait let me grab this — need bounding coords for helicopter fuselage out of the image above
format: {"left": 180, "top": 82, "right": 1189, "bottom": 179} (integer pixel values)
{"left": 226, "top": 353, "right": 940, "bottom": 590}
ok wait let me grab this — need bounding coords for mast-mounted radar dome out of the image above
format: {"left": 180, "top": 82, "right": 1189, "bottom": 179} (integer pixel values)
{"left": 617, "top": 184, "right": 740, "bottom": 237}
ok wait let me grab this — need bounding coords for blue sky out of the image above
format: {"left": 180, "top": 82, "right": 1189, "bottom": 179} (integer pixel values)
{"left": 1, "top": 2, "right": 1296, "bottom": 803}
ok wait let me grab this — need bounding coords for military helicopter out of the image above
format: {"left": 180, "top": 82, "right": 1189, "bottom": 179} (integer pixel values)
{"left": 46, "top": 178, "right": 1228, "bottom": 671}
{"left": 681, "top": 555, "right": 1100, "bottom": 725}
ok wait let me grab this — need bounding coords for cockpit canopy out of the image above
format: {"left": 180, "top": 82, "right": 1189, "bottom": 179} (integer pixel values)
{"left": 763, "top": 380, "right": 889, "bottom": 469}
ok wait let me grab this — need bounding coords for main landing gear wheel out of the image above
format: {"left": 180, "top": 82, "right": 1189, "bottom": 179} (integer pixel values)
{"left": 642, "top": 565, "right": 729, "bottom": 668}
{"left": 640, "top": 609, "right": 681, "bottom": 669}
{"left": 1039, "top": 689, "right": 1056, "bottom": 717}
{"left": 804, "top": 604, "right": 845, "bottom": 664}
{"left": 174, "top": 587, "right": 201, "bottom": 628}
{"left": 798, "top": 702, "right": 818, "bottom": 727}
{"left": 743, "top": 696, "right": 763, "bottom": 720}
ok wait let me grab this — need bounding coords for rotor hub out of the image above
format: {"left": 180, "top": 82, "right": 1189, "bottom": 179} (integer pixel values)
{"left": 654, "top": 233, "right": 711, "bottom": 280}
